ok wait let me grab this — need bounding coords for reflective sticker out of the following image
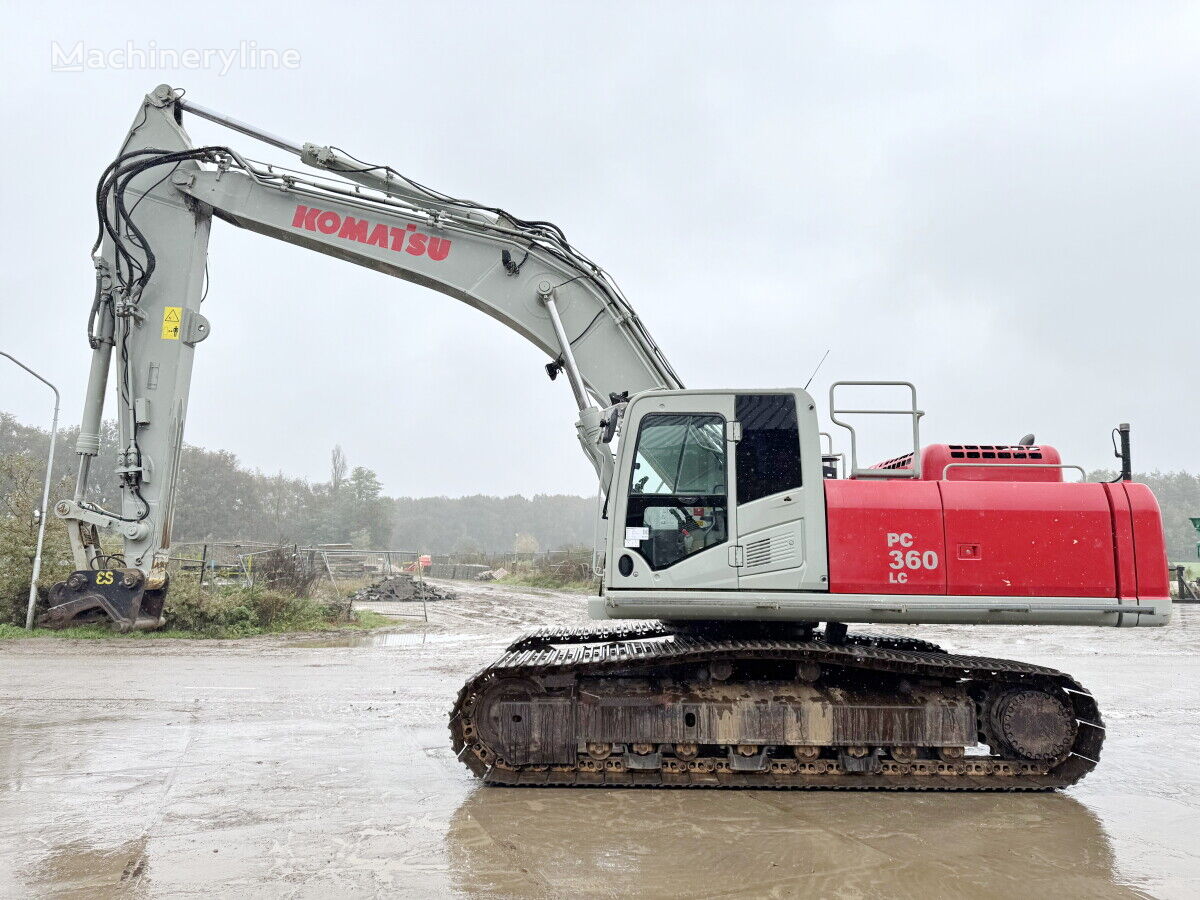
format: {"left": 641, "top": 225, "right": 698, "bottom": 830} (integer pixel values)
{"left": 161, "top": 306, "right": 182, "bottom": 340}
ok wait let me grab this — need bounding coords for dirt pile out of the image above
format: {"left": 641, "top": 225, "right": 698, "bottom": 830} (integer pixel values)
{"left": 350, "top": 574, "right": 455, "bottom": 603}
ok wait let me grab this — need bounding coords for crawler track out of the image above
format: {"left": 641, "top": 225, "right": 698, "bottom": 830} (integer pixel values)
{"left": 450, "top": 623, "right": 1103, "bottom": 790}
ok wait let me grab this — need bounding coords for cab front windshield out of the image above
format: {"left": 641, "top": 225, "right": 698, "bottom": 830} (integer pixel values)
{"left": 626, "top": 414, "right": 727, "bottom": 570}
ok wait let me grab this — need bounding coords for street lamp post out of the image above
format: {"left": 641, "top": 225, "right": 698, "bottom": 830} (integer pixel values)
{"left": 1, "top": 352, "right": 61, "bottom": 629}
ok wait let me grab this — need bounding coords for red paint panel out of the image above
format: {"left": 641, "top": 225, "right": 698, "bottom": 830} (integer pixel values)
{"left": 825, "top": 480, "right": 947, "bottom": 594}
{"left": 1104, "top": 484, "right": 1138, "bottom": 599}
{"left": 939, "top": 482, "right": 1116, "bottom": 597}
{"left": 1124, "top": 483, "right": 1169, "bottom": 599}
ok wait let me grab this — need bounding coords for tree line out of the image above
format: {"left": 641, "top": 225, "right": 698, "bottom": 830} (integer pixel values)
{"left": 2, "top": 412, "right": 1197, "bottom": 559}
{"left": 0, "top": 413, "right": 595, "bottom": 553}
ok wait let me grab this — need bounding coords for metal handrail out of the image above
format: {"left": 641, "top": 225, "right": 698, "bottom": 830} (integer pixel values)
{"left": 829, "top": 381, "right": 924, "bottom": 479}
{"left": 942, "top": 462, "right": 1087, "bottom": 481}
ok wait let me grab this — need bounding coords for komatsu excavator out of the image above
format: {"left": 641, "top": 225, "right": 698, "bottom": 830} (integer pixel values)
{"left": 46, "top": 85, "right": 1170, "bottom": 790}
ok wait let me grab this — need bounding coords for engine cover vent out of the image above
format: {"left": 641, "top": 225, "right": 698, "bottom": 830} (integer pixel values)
{"left": 868, "top": 444, "right": 1064, "bottom": 481}
{"left": 744, "top": 533, "right": 796, "bottom": 568}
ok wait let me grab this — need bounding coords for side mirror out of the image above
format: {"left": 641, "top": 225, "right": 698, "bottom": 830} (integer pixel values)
{"left": 600, "top": 402, "right": 626, "bottom": 444}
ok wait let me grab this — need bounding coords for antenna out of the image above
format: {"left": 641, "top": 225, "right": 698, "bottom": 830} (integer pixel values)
{"left": 804, "top": 349, "right": 831, "bottom": 391}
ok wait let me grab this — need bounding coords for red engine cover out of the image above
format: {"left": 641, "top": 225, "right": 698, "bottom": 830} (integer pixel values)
{"left": 825, "top": 478, "right": 1168, "bottom": 599}
{"left": 825, "top": 481, "right": 945, "bottom": 594}
{"left": 871, "top": 444, "right": 1064, "bottom": 481}
{"left": 920, "top": 444, "right": 1063, "bottom": 482}
{"left": 939, "top": 481, "right": 1113, "bottom": 596}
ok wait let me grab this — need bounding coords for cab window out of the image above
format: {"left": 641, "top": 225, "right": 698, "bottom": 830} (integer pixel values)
{"left": 735, "top": 393, "right": 802, "bottom": 504}
{"left": 626, "top": 413, "right": 728, "bottom": 570}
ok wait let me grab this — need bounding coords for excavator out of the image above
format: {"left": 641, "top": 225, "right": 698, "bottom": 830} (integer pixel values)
{"left": 44, "top": 85, "right": 1170, "bottom": 790}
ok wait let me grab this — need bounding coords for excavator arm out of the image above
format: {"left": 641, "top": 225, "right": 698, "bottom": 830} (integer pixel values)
{"left": 48, "top": 84, "right": 681, "bottom": 629}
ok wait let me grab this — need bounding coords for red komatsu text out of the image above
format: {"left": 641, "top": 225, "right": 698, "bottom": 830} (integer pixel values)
{"left": 290, "top": 205, "right": 452, "bottom": 261}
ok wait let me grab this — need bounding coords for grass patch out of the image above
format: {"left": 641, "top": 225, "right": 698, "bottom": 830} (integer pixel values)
{"left": 0, "top": 586, "right": 395, "bottom": 641}
{"left": 349, "top": 609, "right": 393, "bottom": 629}
{"left": 0, "top": 613, "right": 393, "bottom": 641}
{"left": 0, "top": 623, "right": 117, "bottom": 640}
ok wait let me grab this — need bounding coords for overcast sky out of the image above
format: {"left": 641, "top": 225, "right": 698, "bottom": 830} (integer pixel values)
{"left": 1, "top": 2, "right": 1196, "bottom": 498}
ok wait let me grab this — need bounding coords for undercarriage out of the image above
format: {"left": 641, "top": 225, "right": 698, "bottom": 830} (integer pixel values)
{"left": 450, "top": 623, "right": 1103, "bottom": 790}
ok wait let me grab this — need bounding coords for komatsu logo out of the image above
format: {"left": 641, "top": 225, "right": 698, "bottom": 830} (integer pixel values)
{"left": 290, "top": 205, "right": 452, "bottom": 261}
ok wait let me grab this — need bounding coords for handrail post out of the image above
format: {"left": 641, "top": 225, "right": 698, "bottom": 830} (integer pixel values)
{"left": 1, "top": 352, "right": 61, "bottom": 629}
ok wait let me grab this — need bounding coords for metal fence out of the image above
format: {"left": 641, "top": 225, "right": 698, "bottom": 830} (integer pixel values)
{"left": 168, "top": 542, "right": 434, "bottom": 620}
{"left": 170, "top": 542, "right": 423, "bottom": 590}
{"left": 168, "top": 541, "right": 601, "bottom": 597}
{"left": 427, "top": 549, "right": 596, "bottom": 582}
{"left": 1173, "top": 565, "right": 1200, "bottom": 603}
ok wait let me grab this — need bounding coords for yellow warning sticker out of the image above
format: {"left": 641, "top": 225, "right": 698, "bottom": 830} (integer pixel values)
{"left": 161, "top": 307, "right": 182, "bottom": 340}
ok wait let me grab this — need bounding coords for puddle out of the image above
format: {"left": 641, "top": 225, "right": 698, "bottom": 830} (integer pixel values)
{"left": 29, "top": 837, "right": 151, "bottom": 896}
{"left": 291, "top": 631, "right": 478, "bottom": 649}
{"left": 446, "top": 789, "right": 1141, "bottom": 898}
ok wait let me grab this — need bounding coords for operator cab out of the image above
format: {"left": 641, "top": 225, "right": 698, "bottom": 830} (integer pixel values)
{"left": 604, "top": 389, "right": 829, "bottom": 595}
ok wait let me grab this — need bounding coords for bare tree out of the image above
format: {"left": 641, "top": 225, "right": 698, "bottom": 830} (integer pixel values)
{"left": 329, "top": 445, "right": 347, "bottom": 495}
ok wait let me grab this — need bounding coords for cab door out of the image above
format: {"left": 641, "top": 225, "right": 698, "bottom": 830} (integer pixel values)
{"left": 732, "top": 392, "right": 828, "bottom": 591}
{"left": 610, "top": 393, "right": 738, "bottom": 590}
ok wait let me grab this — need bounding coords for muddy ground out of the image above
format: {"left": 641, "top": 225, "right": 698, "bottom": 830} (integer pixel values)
{"left": 1, "top": 582, "right": 1197, "bottom": 898}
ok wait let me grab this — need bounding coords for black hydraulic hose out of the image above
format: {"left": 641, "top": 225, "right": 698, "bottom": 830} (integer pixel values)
{"left": 85, "top": 274, "right": 104, "bottom": 348}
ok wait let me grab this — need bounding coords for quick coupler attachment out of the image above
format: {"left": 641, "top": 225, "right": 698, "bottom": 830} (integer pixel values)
{"left": 41, "top": 568, "right": 166, "bottom": 632}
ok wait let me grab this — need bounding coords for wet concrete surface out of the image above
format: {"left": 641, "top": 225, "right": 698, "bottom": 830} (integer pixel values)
{"left": 1, "top": 581, "right": 1197, "bottom": 898}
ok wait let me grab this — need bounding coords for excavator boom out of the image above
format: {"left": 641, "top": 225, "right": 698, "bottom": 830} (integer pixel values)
{"left": 50, "top": 84, "right": 679, "bottom": 627}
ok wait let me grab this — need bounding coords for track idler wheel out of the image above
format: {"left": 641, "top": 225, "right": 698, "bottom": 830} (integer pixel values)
{"left": 988, "top": 689, "right": 1077, "bottom": 761}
